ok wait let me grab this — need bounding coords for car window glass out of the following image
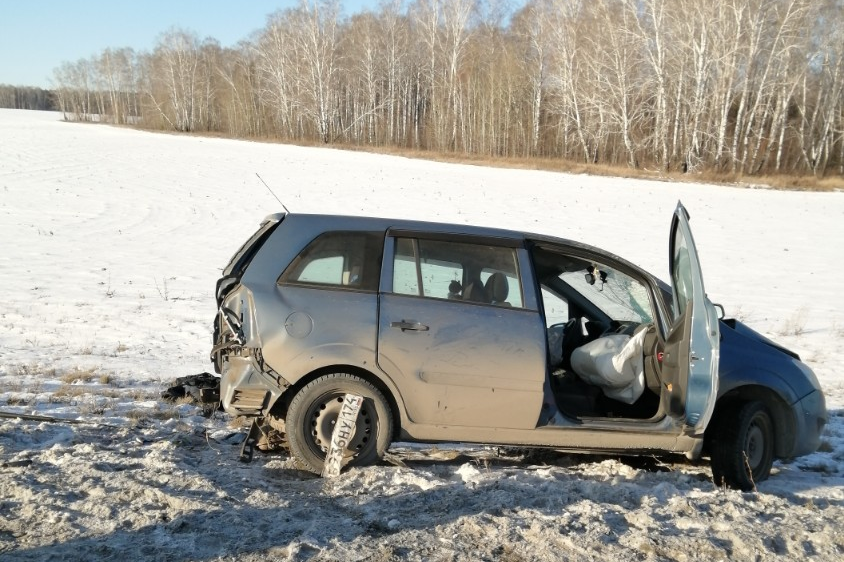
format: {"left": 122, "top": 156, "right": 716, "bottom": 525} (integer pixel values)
{"left": 393, "top": 237, "right": 523, "bottom": 307}
{"left": 540, "top": 287, "right": 569, "bottom": 327}
{"left": 280, "top": 231, "right": 382, "bottom": 291}
{"left": 421, "top": 258, "right": 462, "bottom": 298}
{"left": 560, "top": 265, "right": 653, "bottom": 324}
{"left": 672, "top": 234, "right": 692, "bottom": 317}
{"left": 393, "top": 238, "right": 420, "bottom": 295}
{"left": 297, "top": 255, "right": 343, "bottom": 284}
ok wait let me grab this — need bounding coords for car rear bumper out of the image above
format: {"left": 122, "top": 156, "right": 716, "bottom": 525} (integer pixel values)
{"left": 220, "top": 354, "right": 285, "bottom": 416}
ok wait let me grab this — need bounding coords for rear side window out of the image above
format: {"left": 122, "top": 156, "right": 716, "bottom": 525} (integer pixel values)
{"left": 279, "top": 231, "right": 383, "bottom": 292}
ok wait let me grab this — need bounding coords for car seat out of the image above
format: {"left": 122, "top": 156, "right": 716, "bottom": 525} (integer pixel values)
{"left": 462, "top": 276, "right": 488, "bottom": 303}
{"left": 484, "top": 272, "right": 510, "bottom": 305}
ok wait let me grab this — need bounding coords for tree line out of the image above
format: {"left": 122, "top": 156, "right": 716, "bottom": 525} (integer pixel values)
{"left": 49, "top": 0, "right": 844, "bottom": 176}
{"left": 0, "top": 85, "right": 56, "bottom": 111}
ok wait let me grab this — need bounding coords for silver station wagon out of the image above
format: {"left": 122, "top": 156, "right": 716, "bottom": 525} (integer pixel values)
{"left": 211, "top": 203, "right": 826, "bottom": 490}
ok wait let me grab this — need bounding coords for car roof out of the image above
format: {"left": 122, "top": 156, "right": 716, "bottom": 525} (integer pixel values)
{"left": 277, "top": 211, "right": 522, "bottom": 237}
{"left": 273, "top": 211, "right": 583, "bottom": 245}
{"left": 275, "top": 211, "right": 647, "bottom": 270}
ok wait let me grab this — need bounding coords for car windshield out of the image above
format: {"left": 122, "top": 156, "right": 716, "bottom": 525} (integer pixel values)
{"left": 560, "top": 265, "right": 653, "bottom": 324}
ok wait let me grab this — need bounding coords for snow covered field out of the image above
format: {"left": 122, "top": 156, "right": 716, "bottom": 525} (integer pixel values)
{"left": 1, "top": 108, "right": 843, "bottom": 561}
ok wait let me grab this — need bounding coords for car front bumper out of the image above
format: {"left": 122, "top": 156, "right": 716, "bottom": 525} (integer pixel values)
{"left": 789, "top": 389, "right": 828, "bottom": 458}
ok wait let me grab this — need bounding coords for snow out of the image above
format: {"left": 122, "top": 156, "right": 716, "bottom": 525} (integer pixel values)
{"left": 1, "top": 108, "right": 843, "bottom": 560}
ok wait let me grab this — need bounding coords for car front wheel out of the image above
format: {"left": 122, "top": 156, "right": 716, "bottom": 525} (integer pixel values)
{"left": 286, "top": 373, "right": 393, "bottom": 475}
{"left": 709, "top": 400, "right": 774, "bottom": 491}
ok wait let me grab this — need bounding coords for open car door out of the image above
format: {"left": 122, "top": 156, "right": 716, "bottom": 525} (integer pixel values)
{"left": 663, "top": 202, "right": 720, "bottom": 434}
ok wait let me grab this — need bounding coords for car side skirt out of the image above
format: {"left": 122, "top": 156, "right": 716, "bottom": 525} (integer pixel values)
{"left": 397, "top": 422, "right": 700, "bottom": 454}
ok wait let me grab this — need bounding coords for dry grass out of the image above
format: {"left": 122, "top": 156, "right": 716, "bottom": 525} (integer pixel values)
{"left": 15, "top": 363, "right": 56, "bottom": 378}
{"left": 96, "top": 388, "right": 129, "bottom": 399}
{"left": 60, "top": 368, "right": 98, "bottom": 384}
{"left": 1, "top": 379, "right": 44, "bottom": 406}
{"left": 129, "top": 125, "right": 844, "bottom": 192}
{"left": 77, "top": 396, "right": 116, "bottom": 416}
{"left": 124, "top": 408, "right": 152, "bottom": 421}
{"left": 1, "top": 378, "right": 25, "bottom": 394}
{"left": 129, "top": 388, "right": 161, "bottom": 401}
{"left": 747, "top": 174, "right": 844, "bottom": 192}
{"left": 14, "top": 364, "right": 36, "bottom": 377}
{"left": 51, "top": 384, "right": 89, "bottom": 400}
{"left": 314, "top": 144, "right": 844, "bottom": 192}
{"left": 1, "top": 378, "right": 42, "bottom": 394}
{"left": 779, "top": 307, "right": 809, "bottom": 336}
{"left": 345, "top": 146, "right": 844, "bottom": 191}
{"left": 124, "top": 407, "right": 181, "bottom": 422}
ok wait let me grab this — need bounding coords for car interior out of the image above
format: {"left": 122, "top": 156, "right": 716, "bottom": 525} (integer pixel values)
{"left": 532, "top": 246, "right": 667, "bottom": 422}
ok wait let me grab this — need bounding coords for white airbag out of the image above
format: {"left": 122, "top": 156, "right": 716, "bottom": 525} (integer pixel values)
{"left": 570, "top": 329, "right": 647, "bottom": 404}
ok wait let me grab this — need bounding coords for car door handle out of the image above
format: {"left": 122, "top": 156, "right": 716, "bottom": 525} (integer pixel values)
{"left": 390, "top": 320, "right": 429, "bottom": 332}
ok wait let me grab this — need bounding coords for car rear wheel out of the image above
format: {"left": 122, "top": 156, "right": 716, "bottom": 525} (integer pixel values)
{"left": 286, "top": 373, "right": 393, "bottom": 475}
{"left": 709, "top": 400, "right": 774, "bottom": 491}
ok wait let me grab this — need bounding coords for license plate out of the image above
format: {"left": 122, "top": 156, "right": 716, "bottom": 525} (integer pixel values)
{"left": 322, "top": 393, "right": 364, "bottom": 477}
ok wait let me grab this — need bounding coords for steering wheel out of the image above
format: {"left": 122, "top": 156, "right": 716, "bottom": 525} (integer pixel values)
{"left": 601, "top": 320, "right": 640, "bottom": 337}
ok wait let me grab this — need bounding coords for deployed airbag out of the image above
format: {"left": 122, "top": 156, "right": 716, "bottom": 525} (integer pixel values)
{"left": 570, "top": 329, "right": 647, "bottom": 404}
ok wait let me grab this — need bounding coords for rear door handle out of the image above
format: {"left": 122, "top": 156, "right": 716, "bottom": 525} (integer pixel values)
{"left": 390, "top": 320, "right": 429, "bottom": 332}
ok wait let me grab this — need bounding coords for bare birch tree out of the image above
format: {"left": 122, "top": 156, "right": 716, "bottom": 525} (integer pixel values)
{"left": 48, "top": 0, "right": 844, "bottom": 176}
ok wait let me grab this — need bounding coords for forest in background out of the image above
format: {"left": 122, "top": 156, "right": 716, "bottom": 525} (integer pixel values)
{"left": 21, "top": 0, "right": 844, "bottom": 176}
{"left": 0, "top": 85, "right": 55, "bottom": 111}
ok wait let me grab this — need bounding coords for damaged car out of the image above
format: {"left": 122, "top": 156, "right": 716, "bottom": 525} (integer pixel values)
{"left": 211, "top": 202, "right": 827, "bottom": 490}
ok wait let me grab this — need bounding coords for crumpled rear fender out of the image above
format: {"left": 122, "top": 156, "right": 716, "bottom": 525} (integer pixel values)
{"left": 218, "top": 285, "right": 262, "bottom": 348}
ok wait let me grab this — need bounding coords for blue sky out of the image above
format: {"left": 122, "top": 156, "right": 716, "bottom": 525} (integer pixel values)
{"left": 0, "top": 1, "right": 379, "bottom": 88}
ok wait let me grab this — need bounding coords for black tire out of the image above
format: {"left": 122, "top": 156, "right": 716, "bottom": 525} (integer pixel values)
{"left": 286, "top": 373, "right": 393, "bottom": 475}
{"left": 709, "top": 400, "right": 774, "bottom": 491}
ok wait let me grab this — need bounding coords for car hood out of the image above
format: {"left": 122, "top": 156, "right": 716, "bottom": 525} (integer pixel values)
{"left": 721, "top": 318, "right": 800, "bottom": 361}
